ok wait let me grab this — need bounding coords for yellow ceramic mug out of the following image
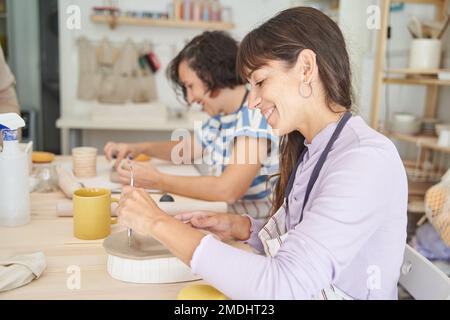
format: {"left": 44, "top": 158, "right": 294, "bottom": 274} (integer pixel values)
{"left": 73, "top": 188, "right": 118, "bottom": 240}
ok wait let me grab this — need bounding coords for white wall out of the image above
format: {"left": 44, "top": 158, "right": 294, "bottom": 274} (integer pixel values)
{"left": 58, "top": 0, "right": 293, "bottom": 119}
{"left": 338, "top": 0, "right": 373, "bottom": 116}
{"left": 58, "top": 0, "right": 305, "bottom": 151}
{"left": 61, "top": 0, "right": 450, "bottom": 128}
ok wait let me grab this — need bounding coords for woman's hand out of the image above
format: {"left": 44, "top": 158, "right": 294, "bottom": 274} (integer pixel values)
{"left": 117, "top": 161, "right": 162, "bottom": 189}
{"left": 116, "top": 186, "right": 168, "bottom": 237}
{"left": 104, "top": 142, "right": 138, "bottom": 169}
{"left": 175, "top": 211, "right": 251, "bottom": 242}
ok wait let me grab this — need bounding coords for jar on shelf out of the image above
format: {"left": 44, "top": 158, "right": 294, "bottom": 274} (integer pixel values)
{"left": 220, "top": 6, "right": 232, "bottom": 23}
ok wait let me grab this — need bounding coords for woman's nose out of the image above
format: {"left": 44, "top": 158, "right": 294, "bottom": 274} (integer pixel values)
{"left": 186, "top": 90, "right": 195, "bottom": 105}
{"left": 247, "top": 90, "right": 261, "bottom": 110}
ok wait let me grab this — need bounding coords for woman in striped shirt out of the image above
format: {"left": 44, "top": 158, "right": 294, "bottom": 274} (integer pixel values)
{"left": 105, "top": 31, "right": 279, "bottom": 219}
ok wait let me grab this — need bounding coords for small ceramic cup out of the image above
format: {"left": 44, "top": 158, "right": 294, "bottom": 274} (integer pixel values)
{"left": 73, "top": 188, "right": 118, "bottom": 240}
{"left": 409, "top": 39, "right": 442, "bottom": 69}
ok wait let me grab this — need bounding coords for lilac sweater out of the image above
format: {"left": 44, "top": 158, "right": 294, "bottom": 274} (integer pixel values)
{"left": 190, "top": 116, "right": 408, "bottom": 299}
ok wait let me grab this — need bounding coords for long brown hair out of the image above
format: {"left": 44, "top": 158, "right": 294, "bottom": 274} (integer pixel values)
{"left": 237, "top": 7, "right": 353, "bottom": 214}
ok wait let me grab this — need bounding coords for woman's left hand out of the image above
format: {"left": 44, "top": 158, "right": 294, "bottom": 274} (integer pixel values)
{"left": 117, "top": 161, "right": 162, "bottom": 189}
{"left": 116, "top": 186, "right": 167, "bottom": 237}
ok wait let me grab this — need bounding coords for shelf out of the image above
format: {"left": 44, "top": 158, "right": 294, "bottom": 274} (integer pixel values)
{"left": 385, "top": 131, "right": 450, "bottom": 153}
{"left": 397, "top": 0, "right": 448, "bottom": 4}
{"left": 385, "top": 68, "right": 450, "bottom": 76}
{"left": 56, "top": 115, "right": 198, "bottom": 131}
{"left": 90, "top": 15, "right": 234, "bottom": 30}
{"left": 383, "top": 68, "right": 450, "bottom": 86}
{"left": 383, "top": 77, "right": 450, "bottom": 86}
{"left": 370, "top": 0, "right": 448, "bottom": 128}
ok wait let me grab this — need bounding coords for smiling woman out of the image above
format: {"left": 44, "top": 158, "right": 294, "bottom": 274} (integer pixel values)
{"left": 117, "top": 6, "right": 408, "bottom": 300}
{"left": 104, "top": 31, "right": 279, "bottom": 219}
{"left": 236, "top": 7, "right": 353, "bottom": 214}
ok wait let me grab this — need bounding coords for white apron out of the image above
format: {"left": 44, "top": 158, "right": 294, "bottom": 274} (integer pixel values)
{"left": 257, "top": 111, "right": 355, "bottom": 300}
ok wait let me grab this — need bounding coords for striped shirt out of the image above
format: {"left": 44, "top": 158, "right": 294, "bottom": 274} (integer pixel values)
{"left": 195, "top": 104, "right": 279, "bottom": 216}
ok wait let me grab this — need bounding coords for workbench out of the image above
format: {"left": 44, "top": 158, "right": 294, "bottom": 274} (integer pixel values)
{"left": 0, "top": 156, "right": 232, "bottom": 299}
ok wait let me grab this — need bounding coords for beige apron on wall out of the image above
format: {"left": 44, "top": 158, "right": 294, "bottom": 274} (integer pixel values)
{"left": 77, "top": 37, "right": 102, "bottom": 101}
{"left": 97, "top": 39, "right": 136, "bottom": 104}
{"left": 132, "top": 41, "right": 158, "bottom": 103}
{"left": 78, "top": 38, "right": 159, "bottom": 104}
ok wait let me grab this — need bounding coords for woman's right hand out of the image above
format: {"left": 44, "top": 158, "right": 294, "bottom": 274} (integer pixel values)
{"left": 174, "top": 211, "right": 251, "bottom": 242}
{"left": 104, "top": 142, "right": 137, "bottom": 169}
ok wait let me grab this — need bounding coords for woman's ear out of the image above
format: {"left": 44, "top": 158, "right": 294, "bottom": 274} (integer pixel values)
{"left": 209, "top": 88, "right": 221, "bottom": 98}
{"left": 295, "top": 49, "right": 317, "bottom": 83}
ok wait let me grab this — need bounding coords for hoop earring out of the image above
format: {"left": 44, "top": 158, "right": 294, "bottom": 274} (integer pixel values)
{"left": 299, "top": 82, "right": 312, "bottom": 99}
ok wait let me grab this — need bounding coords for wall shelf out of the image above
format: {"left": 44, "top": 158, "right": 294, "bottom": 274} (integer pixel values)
{"left": 385, "top": 68, "right": 450, "bottom": 75}
{"left": 90, "top": 14, "right": 234, "bottom": 30}
{"left": 385, "top": 131, "right": 450, "bottom": 154}
{"left": 369, "top": 0, "right": 449, "bottom": 128}
{"left": 370, "top": 0, "right": 450, "bottom": 203}
{"left": 383, "top": 68, "right": 450, "bottom": 86}
{"left": 400, "top": 0, "right": 447, "bottom": 4}
{"left": 383, "top": 77, "right": 450, "bottom": 86}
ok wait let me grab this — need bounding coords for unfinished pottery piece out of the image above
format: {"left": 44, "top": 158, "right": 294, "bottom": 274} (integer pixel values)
{"left": 103, "top": 230, "right": 201, "bottom": 283}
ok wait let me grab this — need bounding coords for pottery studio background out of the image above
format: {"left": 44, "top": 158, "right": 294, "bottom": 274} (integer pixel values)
{"left": 1, "top": 0, "right": 450, "bottom": 295}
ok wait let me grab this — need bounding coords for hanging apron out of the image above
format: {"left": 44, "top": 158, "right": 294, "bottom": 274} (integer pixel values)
{"left": 258, "top": 111, "right": 356, "bottom": 300}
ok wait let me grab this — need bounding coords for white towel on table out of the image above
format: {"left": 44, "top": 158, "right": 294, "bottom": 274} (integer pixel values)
{"left": 0, "top": 252, "right": 46, "bottom": 292}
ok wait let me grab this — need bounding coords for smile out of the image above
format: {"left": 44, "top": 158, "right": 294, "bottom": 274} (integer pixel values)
{"left": 261, "top": 106, "right": 275, "bottom": 120}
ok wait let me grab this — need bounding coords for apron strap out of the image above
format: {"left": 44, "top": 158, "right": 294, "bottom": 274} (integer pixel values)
{"left": 299, "top": 111, "right": 352, "bottom": 221}
{"left": 285, "top": 147, "right": 308, "bottom": 201}
{"left": 284, "top": 111, "right": 352, "bottom": 225}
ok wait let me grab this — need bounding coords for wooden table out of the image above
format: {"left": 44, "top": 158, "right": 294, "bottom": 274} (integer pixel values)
{"left": 0, "top": 157, "right": 229, "bottom": 299}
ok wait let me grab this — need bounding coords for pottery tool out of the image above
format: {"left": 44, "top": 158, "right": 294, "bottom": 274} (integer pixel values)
{"left": 103, "top": 230, "right": 201, "bottom": 283}
{"left": 437, "top": 16, "right": 450, "bottom": 39}
{"left": 159, "top": 193, "right": 174, "bottom": 202}
{"left": 127, "top": 157, "right": 133, "bottom": 247}
{"left": 408, "top": 16, "right": 423, "bottom": 38}
{"left": 422, "top": 20, "right": 445, "bottom": 39}
{"left": 407, "top": 24, "right": 418, "bottom": 38}
{"left": 111, "top": 187, "right": 161, "bottom": 194}
{"left": 56, "top": 196, "right": 226, "bottom": 217}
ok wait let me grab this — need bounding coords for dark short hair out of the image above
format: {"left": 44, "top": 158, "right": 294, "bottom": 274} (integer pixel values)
{"left": 167, "top": 31, "right": 244, "bottom": 104}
